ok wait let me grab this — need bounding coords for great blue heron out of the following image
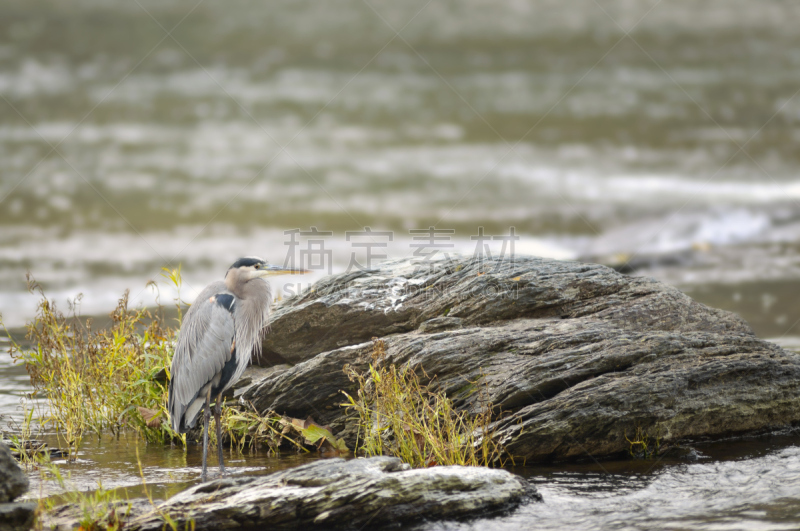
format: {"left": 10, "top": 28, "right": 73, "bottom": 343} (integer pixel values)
{"left": 168, "top": 257, "right": 307, "bottom": 481}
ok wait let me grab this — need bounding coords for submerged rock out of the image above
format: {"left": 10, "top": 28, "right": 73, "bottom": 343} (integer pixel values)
{"left": 126, "top": 457, "right": 536, "bottom": 530}
{"left": 245, "top": 256, "right": 800, "bottom": 461}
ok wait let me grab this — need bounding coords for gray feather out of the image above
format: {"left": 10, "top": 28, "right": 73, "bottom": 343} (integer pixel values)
{"left": 168, "top": 282, "right": 235, "bottom": 432}
{"left": 167, "top": 273, "right": 273, "bottom": 433}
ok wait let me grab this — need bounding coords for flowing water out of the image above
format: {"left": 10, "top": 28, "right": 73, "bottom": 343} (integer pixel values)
{"left": 420, "top": 434, "right": 800, "bottom": 531}
{"left": 2, "top": 1, "right": 800, "bottom": 528}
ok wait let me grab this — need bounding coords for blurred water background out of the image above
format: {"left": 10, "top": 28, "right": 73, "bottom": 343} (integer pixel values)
{"left": 1, "top": 0, "right": 800, "bottom": 344}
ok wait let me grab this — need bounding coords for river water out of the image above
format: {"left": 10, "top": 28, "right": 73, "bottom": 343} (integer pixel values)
{"left": 2, "top": 0, "right": 800, "bottom": 529}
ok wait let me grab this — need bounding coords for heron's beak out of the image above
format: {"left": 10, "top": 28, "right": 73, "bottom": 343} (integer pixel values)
{"left": 254, "top": 265, "right": 311, "bottom": 277}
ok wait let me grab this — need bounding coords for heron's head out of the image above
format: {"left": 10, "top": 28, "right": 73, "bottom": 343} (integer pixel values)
{"left": 227, "top": 256, "right": 310, "bottom": 282}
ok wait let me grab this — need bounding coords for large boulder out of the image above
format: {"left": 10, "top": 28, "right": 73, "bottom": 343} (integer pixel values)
{"left": 124, "top": 457, "right": 536, "bottom": 530}
{"left": 259, "top": 256, "right": 750, "bottom": 365}
{"left": 245, "top": 256, "right": 800, "bottom": 461}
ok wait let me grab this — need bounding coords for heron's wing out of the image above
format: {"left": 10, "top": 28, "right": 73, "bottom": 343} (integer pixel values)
{"left": 168, "top": 281, "right": 236, "bottom": 432}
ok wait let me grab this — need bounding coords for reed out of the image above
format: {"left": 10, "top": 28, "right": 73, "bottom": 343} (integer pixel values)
{"left": 342, "top": 339, "right": 507, "bottom": 468}
{"left": 625, "top": 426, "right": 661, "bottom": 459}
{"left": 3, "top": 272, "right": 180, "bottom": 459}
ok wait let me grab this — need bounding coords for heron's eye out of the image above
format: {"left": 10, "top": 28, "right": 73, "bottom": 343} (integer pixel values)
{"left": 254, "top": 264, "right": 260, "bottom": 269}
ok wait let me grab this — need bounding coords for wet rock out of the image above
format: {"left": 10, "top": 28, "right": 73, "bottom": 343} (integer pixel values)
{"left": 220, "top": 364, "right": 290, "bottom": 400}
{"left": 657, "top": 445, "right": 702, "bottom": 461}
{"left": 0, "top": 502, "right": 37, "bottom": 531}
{"left": 0, "top": 443, "right": 32, "bottom": 531}
{"left": 8, "top": 440, "right": 68, "bottom": 461}
{"left": 126, "top": 457, "right": 537, "bottom": 530}
{"left": 0, "top": 443, "right": 28, "bottom": 503}
{"left": 246, "top": 256, "right": 800, "bottom": 462}
{"left": 42, "top": 499, "right": 152, "bottom": 531}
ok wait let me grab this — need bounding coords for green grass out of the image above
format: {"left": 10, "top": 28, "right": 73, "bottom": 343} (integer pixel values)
{"left": 342, "top": 339, "right": 508, "bottom": 468}
{"left": 625, "top": 425, "right": 661, "bottom": 459}
{"left": 4, "top": 271, "right": 181, "bottom": 459}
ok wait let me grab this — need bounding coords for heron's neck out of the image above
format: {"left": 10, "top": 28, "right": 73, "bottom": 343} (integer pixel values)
{"left": 231, "top": 278, "right": 272, "bottom": 359}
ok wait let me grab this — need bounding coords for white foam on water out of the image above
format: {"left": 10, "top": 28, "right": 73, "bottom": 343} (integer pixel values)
{"left": 582, "top": 208, "right": 778, "bottom": 257}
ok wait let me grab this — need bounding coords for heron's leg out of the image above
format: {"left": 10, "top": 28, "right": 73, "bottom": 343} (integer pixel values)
{"left": 214, "top": 396, "right": 226, "bottom": 476}
{"left": 201, "top": 389, "right": 211, "bottom": 482}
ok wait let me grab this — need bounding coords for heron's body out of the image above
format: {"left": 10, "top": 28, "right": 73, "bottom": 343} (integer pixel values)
{"left": 167, "top": 257, "right": 305, "bottom": 481}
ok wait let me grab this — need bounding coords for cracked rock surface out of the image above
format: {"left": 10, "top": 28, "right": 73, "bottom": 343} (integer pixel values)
{"left": 246, "top": 256, "right": 800, "bottom": 461}
{"left": 125, "top": 457, "right": 537, "bottom": 531}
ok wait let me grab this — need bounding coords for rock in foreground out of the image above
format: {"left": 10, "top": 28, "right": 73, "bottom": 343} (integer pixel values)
{"left": 0, "top": 444, "right": 28, "bottom": 504}
{"left": 0, "top": 502, "right": 37, "bottom": 531}
{"left": 0, "top": 443, "right": 34, "bottom": 531}
{"left": 245, "top": 256, "right": 800, "bottom": 461}
{"left": 127, "top": 457, "right": 537, "bottom": 530}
